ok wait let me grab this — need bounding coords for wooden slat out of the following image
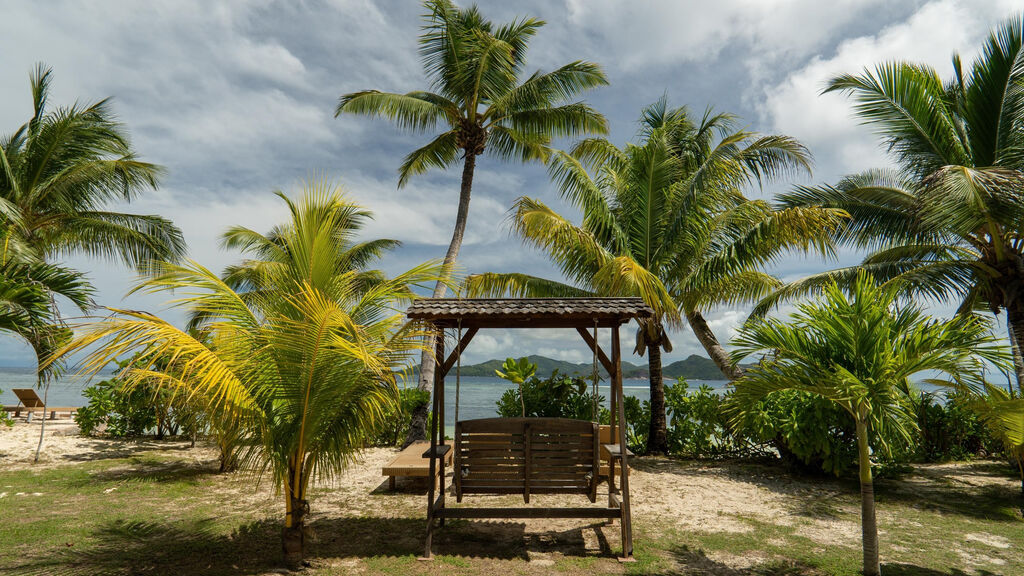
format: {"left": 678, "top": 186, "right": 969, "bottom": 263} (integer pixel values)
{"left": 436, "top": 507, "right": 622, "bottom": 519}
{"left": 460, "top": 487, "right": 595, "bottom": 495}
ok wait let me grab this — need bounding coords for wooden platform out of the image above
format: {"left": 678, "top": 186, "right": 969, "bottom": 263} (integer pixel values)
{"left": 382, "top": 441, "right": 452, "bottom": 490}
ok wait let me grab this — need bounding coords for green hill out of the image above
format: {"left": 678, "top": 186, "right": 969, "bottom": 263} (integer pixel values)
{"left": 411, "top": 353, "right": 739, "bottom": 381}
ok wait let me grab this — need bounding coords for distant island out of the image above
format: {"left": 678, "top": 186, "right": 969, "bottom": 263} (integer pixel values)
{"left": 409, "top": 354, "right": 745, "bottom": 381}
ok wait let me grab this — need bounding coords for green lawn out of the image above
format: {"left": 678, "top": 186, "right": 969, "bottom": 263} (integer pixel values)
{"left": 0, "top": 443, "right": 1021, "bottom": 575}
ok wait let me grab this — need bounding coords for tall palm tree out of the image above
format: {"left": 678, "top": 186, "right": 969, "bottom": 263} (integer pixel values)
{"left": 0, "top": 64, "right": 185, "bottom": 271}
{"left": 466, "top": 99, "right": 840, "bottom": 454}
{"left": 336, "top": 0, "right": 608, "bottom": 442}
{"left": 50, "top": 181, "right": 441, "bottom": 565}
{"left": 766, "top": 15, "right": 1024, "bottom": 389}
{"left": 730, "top": 272, "right": 1008, "bottom": 576}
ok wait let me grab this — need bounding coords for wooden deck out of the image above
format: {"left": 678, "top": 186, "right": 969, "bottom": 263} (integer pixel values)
{"left": 382, "top": 441, "right": 452, "bottom": 490}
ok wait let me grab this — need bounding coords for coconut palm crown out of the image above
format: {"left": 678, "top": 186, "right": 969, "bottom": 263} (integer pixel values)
{"left": 466, "top": 98, "right": 843, "bottom": 453}
{"left": 765, "top": 15, "right": 1024, "bottom": 389}
{"left": 336, "top": 0, "right": 608, "bottom": 442}
{"left": 0, "top": 64, "right": 185, "bottom": 271}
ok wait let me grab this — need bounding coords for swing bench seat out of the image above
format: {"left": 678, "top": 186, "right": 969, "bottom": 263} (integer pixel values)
{"left": 454, "top": 417, "right": 600, "bottom": 504}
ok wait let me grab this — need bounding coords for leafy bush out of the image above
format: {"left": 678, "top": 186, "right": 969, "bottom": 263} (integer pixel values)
{"left": 496, "top": 369, "right": 603, "bottom": 421}
{"left": 622, "top": 395, "right": 649, "bottom": 453}
{"left": 735, "top": 389, "right": 863, "bottom": 475}
{"left": 625, "top": 380, "right": 760, "bottom": 458}
{"left": 370, "top": 387, "right": 431, "bottom": 446}
{"left": 912, "top": 390, "right": 1001, "bottom": 461}
{"left": 617, "top": 379, "right": 1003, "bottom": 476}
{"left": 75, "top": 375, "right": 158, "bottom": 437}
{"left": 665, "top": 381, "right": 752, "bottom": 458}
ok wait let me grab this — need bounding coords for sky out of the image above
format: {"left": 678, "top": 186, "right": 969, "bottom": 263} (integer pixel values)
{"left": 0, "top": 0, "right": 1019, "bottom": 368}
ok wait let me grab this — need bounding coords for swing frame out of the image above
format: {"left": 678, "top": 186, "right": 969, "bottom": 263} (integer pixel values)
{"left": 406, "top": 297, "right": 652, "bottom": 562}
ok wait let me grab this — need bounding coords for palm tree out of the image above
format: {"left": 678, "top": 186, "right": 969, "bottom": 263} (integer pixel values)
{"left": 50, "top": 181, "right": 441, "bottom": 565}
{"left": 0, "top": 64, "right": 185, "bottom": 271}
{"left": 962, "top": 382, "right": 1024, "bottom": 495}
{"left": 336, "top": 0, "right": 608, "bottom": 442}
{"left": 730, "top": 272, "right": 1008, "bottom": 576}
{"left": 767, "top": 15, "right": 1024, "bottom": 389}
{"left": 466, "top": 99, "right": 840, "bottom": 454}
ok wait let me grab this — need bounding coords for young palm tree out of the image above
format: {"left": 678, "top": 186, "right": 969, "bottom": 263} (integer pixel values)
{"left": 51, "top": 181, "right": 440, "bottom": 565}
{"left": 730, "top": 272, "right": 1008, "bottom": 576}
{"left": 0, "top": 64, "right": 185, "bottom": 270}
{"left": 767, "top": 15, "right": 1024, "bottom": 388}
{"left": 336, "top": 0, "right": 608, "bottom": 442}
{"left": 466, "top": 99, "right": 840, "bottom": 454}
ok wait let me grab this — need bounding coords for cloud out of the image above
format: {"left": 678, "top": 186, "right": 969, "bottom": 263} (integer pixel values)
{"left": 761, "top": 0, "right": 1021, "bottom": 181}
{"left": 560, "top": 0, "right": 891, "bottom": 72}
{"left": 1, "top": 0, "right": 1019, "bottom": 370}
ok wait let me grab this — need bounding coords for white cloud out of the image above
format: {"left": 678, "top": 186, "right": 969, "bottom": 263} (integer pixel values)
{"left": 561, "top": 0, "right": 890, "bottom": 71}
{"left": 762, "top": 0, "right": 1021, "bottom": 180}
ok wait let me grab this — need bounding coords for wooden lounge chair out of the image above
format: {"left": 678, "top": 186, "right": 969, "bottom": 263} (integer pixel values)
{"left": 5, "top": 389, "right": 78, "bottom": 421}
{"left": 382, "top": 441, "right": 453, "bottom": 490}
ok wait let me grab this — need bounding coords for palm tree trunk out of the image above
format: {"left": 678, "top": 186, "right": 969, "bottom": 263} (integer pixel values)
{"left": 282, "top": 464, "right": 309, "bottom": 567}
{"left": 406, "top": 151, "right": 477, "bottom": 446}
{"left": 1006, "top": 301, "right": 1024, "bottom": 394}
{"left": 646, "top": 337, "right": 668, "bottom": 455}
{"left": 855, "top": 418, "right": 881, "bottom": 576}
{"left": 684, "top": 308, "right": 743, "bottom": 381}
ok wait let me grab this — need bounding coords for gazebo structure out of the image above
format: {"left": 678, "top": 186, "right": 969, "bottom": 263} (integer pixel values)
{"left": 406, "top": 297, "right": 653, "bottom": 561}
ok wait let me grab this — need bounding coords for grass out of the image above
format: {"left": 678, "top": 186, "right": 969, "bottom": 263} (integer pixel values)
{"left": 1, "top": 443, "right": 1022, "bottom": 575}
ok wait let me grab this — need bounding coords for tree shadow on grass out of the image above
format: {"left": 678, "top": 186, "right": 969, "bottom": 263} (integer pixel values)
{"left": 649, "top": 547, "right": 1005, "bottom": 576}
{"left": 64, "top": 456, "right": 221, "bottom": 487}
{"left": 7, "top": 514, "right": 623, "bottom": 575}
{"left": 58, "top": 437, "right": 200, "bottom": 464}
{"left": 881, "top": 563, "right": 1002, "bottom": 576}
{"left": 649, "top": 545, "right": 819, "bottom": 575}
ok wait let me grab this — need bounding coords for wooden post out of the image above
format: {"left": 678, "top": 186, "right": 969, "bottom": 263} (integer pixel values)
{"left": 420, "top": 326, "right": 444, "bottom": 561}
{"left": 608, "top": 323, "right": 618, "bottom": 497}
{"left": 437, "top": 329, "right": 447, "bottom": 528}
{"left": 613, "top": 323, "right": 634, "bottom": 561}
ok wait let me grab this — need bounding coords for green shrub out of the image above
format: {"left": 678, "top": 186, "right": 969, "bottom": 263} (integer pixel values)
{"left": 622, "top": 395, "right": 649, "bottom": 454}
{"left": 75, "top": 375, "right": 158, "bottom": 437}
{"left": 735, "top": 389, "right": 863, "bottom": 475}
{"left": 371, "top": 387, "right": 430, "bottom": 446}
{"left": 496, "top": 370, "right": 603, "bottom": 421}
{"left": 913, "top": 390, "right": 1001, "bottom": 461}
{"left": 665, "top": 380, "right": 750, "bottom": 458}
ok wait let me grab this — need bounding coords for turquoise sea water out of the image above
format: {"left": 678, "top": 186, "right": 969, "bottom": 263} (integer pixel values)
{"left": 0, "top": 369, "right": 725, "bottom": 416}
{"left": 3, "top": 369, "right": 957, "bottom": 435}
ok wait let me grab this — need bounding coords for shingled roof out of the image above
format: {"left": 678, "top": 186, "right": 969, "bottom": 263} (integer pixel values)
{"left": 406, "top": 297, "right": 653, "bottom": 328}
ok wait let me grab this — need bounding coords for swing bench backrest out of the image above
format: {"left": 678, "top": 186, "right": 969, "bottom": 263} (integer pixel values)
{"left": 454, "top": 417, "right": 600, "bottom": 503}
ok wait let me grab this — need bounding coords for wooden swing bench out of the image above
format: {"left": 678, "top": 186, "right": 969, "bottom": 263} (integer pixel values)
{"left": 408, "top": 297, "right": 652, "bottom": 561}
{"left": 455, "top": 417, "right": 601, "bottom": 505}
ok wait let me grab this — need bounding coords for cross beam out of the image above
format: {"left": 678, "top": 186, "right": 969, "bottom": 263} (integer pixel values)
{"left": 437, "top": 327, "right": 479, "bottom": 379}
{"left": 575, "top": 327, "right": 615, "bottom": 376}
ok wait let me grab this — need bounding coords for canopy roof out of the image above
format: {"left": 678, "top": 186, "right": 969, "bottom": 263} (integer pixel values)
{"left": 406, "top": 297, "right": 653, "bottom": 329}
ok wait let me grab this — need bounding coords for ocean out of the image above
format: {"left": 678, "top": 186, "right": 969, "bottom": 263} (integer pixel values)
{"left": 2, "top": 368, "right": 960, "bottom": 435}
{"left": 0, "top": 369, "right": 726, "bottom": 421}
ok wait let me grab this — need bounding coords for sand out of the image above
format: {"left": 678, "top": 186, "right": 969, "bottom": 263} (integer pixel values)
{"left": 0, "top": 418, "right": 210, "bottom": 466}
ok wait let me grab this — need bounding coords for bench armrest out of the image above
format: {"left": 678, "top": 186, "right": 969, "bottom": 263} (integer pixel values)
{"left": 422, "top": 444, "right": 452, "bottom": 459}
{"left": 601, "top": 444, "right": 634, "bottom": 460}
